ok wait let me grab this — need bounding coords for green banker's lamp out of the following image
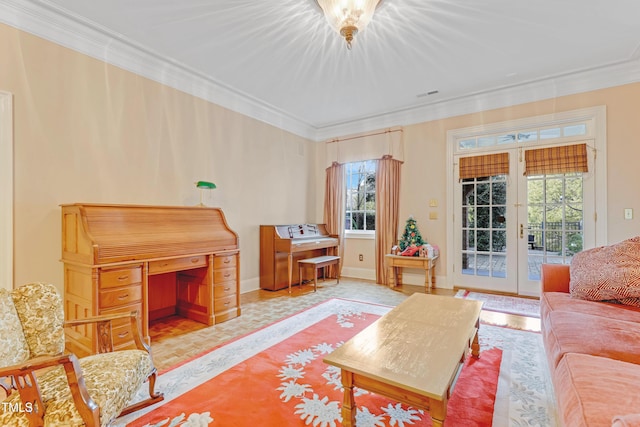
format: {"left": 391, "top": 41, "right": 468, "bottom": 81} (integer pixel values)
{"left": 195, "top": 180, "right": 216, "bottom": 206}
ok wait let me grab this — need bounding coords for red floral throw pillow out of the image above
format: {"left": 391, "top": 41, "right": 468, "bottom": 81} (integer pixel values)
{"left": 570, "top": 236, "right": 640, "bottom": 307}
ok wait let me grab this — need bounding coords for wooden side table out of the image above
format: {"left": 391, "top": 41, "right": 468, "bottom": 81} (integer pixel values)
{"left": 384, "top": 254, "right": 438, "bottom": 292}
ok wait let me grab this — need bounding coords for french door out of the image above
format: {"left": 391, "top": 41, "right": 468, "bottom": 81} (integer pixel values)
{"left": 454, "top": 145, "right": 593, "bottom": 296}
{"left": 455, "top": 149, "right": 519, "bottom": 294}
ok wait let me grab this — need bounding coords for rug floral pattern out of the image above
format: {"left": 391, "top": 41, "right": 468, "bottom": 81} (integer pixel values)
{"left": 115, "top": 299, "right": 556, "bottom": 427}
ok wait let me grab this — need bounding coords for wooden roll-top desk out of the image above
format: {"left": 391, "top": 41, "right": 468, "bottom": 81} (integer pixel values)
{"left": 61, "top": 204, "right": 240, "bottom": 357}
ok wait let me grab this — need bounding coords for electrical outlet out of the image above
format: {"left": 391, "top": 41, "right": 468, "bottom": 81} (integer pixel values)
{"left": 359, "top": 254, "right": 363, "bottom": 261}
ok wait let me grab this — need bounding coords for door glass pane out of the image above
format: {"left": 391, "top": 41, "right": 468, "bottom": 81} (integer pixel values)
{"left": 492, "top": 207, "right": 506, "bottom": 228}
{"left": 492, "top": 255, "right": 507, "bottom": 278}
{"left": 463, "top": 207, "right": 475, "bottom": 227}
{"left": 563, "top": 124, "right": 587, "bottom": 137}
{"left": 460, "top": 173, "right": 509, "bottom": 278}
{"left": 491, "top": 181, "right": 506, "bottom": 204}
{"left": 540, "top": 128, "right": 562, "bottom": 139}
{"left": 477, "top": 207, "right": 490, "bottom": 228}
{"left": 518, "top": 131, "right": 538, "bottom": 142}
{"left": 478, "top": 136, "right": 495, "bottom": 147}
{"left": 462, "top": 253, "right": 475, "bottom": 274}
{"left": 527, "top": 172, "right": 584, "bottom": 280}
{"left": 497, "top": 134, "right": 516, "bottom": 144}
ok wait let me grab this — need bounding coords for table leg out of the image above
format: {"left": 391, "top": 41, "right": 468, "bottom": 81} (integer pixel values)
{"left": 424, "top": 268, "right": 431, "bottom": 294}
{"left": 429, "top": 397, "right": 447, "bottom": 427}
{"left": 288, "top": 253, "right": 293, "bottom": 294}
{"left": 471, "top": 320, "right": 481, "bottom": 358}
{"left": 341, "top": 370, "right": 357, "bottom": 427}
{"left": 314, "top": 266, "right": 318, "bottom": 292}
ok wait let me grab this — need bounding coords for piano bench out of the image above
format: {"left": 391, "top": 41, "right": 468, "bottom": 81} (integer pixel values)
{"left": 296, "top": 255, "right": 341, "bottom": 294}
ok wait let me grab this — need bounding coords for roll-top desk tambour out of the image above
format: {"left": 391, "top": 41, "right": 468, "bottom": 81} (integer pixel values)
{"left": 61, "top": 204, "right": 240, "bottom": 357}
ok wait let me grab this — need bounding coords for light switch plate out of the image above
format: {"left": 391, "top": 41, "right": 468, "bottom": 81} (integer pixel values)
{"left": 429, "top": 199, "right": 438, "bottom": 207}
{"left": 429, "top": 211, "right": 438, "bottom": 220}
{"left": 625, "top": 208, "right": 633, "bottom": 220}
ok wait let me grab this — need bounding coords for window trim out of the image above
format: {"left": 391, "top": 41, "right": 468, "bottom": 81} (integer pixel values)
{"left": 345, "top": 230, "right": 375, "bottom": 239}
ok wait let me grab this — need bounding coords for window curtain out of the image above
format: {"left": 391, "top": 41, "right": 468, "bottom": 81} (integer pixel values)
{"left": 375, "top": 155, "right": 402, "bottom": 286}
{"left": 323, "top": 162, "right": 345, "bottom": 278}
{"left": 524, "top": 143, "right": 588, "bottom": 175}
{"left": 459, "top": 152, "right": 509, "bottom": 180}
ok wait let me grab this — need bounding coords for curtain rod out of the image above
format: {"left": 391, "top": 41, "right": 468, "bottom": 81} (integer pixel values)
{"left": 328, "top": 128, "right": 402, "bottom": 144}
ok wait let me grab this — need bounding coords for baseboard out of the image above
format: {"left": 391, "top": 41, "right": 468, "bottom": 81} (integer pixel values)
{"left": 341, "top": 267, "right": 376, "bottom": 282}
{"left": 240, "top": 277, "right": 260, "bottom": 294}
{"left": 239, "top": 271, "right": 452, "bottom": 292}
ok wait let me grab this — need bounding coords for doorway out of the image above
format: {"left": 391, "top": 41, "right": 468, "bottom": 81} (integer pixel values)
{"left": 446, "top": 107, "right": 606, "bottom": 296}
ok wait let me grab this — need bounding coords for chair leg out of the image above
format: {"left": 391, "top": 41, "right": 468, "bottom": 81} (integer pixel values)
{"left": 120, "top": 370, "right": 164, "bottom": 416}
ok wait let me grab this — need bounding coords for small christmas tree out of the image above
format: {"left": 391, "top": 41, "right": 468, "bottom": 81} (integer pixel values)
{"left": 399, "top": 216, "right": 426, "bottom": 256}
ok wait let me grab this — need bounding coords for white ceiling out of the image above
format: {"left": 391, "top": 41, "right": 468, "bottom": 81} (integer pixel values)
{"left": 3, "top": 0, "right": 640, "bottom": 140}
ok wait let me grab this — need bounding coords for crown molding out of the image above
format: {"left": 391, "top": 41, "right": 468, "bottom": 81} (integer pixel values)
{"left": 0, "top": 0, "right": 318, "bottom": 140}
{"left": 2, "top": 0, "right": 640, "bottom": 143}
{"left": 315, "top": 58, "right": 640, "bottom": 141}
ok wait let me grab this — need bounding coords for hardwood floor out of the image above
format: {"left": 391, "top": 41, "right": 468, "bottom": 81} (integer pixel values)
{"left": 148, "top": 278, "right": 540, "bottom": 372}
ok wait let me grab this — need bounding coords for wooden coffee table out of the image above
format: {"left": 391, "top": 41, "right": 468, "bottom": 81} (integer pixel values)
{"left": 323, "top": 293, "right": 483, "bottom": 427}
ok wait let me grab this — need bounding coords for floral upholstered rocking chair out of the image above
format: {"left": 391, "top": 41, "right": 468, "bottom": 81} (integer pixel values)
{"left": 0, "top": 282, "right": 164, "bottom": 426}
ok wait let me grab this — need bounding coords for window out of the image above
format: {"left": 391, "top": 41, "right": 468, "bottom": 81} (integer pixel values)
{"left": 456, "top": 120, "right": 589, "bottom": 151}
{"left": 345, "top": 160, "right": 376, "bottom": 232}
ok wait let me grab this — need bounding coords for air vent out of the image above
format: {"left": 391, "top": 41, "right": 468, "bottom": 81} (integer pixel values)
{"left": 416, "top": 90, "right": 439, "bottom": 98}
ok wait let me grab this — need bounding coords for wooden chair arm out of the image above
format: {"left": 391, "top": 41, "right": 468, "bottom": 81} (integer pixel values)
{"left": 0, "top": 353, "right": 67, "bottom": 376}
{"left": 0, "top": 354, "right": 99, "bottom": 427}
{"left": 64, "top": 310, "right": 151, "bottom": 355}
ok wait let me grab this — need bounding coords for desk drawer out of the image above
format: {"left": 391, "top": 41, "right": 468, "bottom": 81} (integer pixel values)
{"left": 99, "top": 303, "right": 143, "bottom": 347}
{"left": 149, "top": 255, "right": 207, "bottom": 275}
{"left": 99, "top": 266, "right": 142, "bottom": 289}
{"left": 214, "top": 254, "right": 237, "bottom": 269}
{"left": 99, "top": 285, "right": 142, "bottom": 309}
{"left": 215, "top": 282, "right": 236, "bottom": 299}
{"left": 214, "top": 294, "right": 237, "bottom": 312}
{"left": 213, "top": 267, "right": 236, "bottom": 284}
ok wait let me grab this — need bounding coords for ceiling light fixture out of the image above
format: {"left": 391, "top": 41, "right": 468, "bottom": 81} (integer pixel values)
{"left": 315, "top": 0, "right": 383, "bottom": 50}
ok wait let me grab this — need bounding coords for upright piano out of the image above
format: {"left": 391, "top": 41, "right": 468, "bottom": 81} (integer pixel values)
{"left": 61, "top": 203, "right": 240, "bottom": 357}
{"left": 260, "top": 224, "right": 339, "bottom": 291}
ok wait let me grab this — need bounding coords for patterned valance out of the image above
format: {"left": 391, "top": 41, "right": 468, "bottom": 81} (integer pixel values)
{"left": 524, "top": 143, "right": 588, "bottom": 176}
{"left": 459, "top": 152, "right": 509, "bottom": 180}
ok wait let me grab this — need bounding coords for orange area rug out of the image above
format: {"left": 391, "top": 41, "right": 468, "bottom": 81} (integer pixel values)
{"left": 116, "top": 298, "right": 555, "bottom": 427}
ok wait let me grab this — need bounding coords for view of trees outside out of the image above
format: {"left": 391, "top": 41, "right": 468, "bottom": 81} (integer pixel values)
{"left": 462, "top": 172, "right": 583, "bottom": 257}
{"left": 527, "top": 173, "right": 583, "bottom": 255}
{"left": 345, "top": 160, "right": 376, "bottom": 231}
{"left": 461, "top": 175, "right": 507, "bottom": 253}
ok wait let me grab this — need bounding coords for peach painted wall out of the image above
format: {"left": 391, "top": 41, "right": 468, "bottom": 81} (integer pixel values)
{"left": 4, "top": 22, "right": 640, "bottom": 292}
{"left": 0, "top": 24, "right": 316, "bottom": 292}
{"left": 316, "top": 83, "right": 640, "bottom": 287}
